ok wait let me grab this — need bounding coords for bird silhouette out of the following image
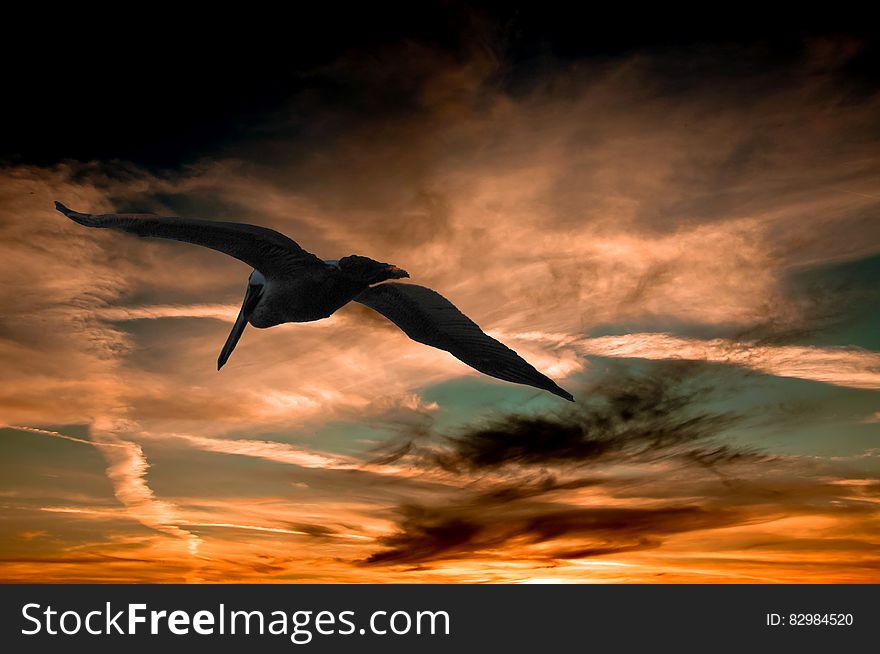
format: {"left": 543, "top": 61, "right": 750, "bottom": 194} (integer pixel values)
{"left": 55, "top": 201, "right": 574, "bottom": 401}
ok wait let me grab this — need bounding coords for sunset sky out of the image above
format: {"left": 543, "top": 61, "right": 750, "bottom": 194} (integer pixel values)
{"left": 1, "top": 5, "right": 879, "bottom": 582}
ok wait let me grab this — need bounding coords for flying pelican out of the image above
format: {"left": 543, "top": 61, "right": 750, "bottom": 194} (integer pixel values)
{"left": 55, "top": 201, "right": 574, "bottom": 401}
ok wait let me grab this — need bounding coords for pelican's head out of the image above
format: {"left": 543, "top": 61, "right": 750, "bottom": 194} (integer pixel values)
{"left": 217, "top": 269, "right": 267, "bottom": 370}
{"left": 338, "top": 255, "right": 409, "bottom": 284}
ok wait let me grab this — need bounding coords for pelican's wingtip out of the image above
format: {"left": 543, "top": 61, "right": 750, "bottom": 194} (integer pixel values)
{"left": 55, "top": 201, "right": 100, "bottom": 227}
{"left": 553, "top": 386, "right": 575, "bottom": 402}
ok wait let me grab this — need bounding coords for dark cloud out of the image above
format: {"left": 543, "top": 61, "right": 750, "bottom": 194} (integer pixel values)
{"left": 362, "top": 456, "right": 879, "bottom": 567}
{"left": 363, "top": 363, "right": 775, "bottom": 566}
{"left": 364, "top": 503, "right": 744, "bottom": 565}
{"left": 474, "top": 475, "right": 605, "bottom": 503}
{"left": 358, "top": 363, "right": 880, "bottom": 569}
{"left": 374, "top": 362, "right": 745, "bottom": 472}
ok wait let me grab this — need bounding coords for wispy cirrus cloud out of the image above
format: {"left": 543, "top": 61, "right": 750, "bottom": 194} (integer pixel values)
{"left": 504, "top": 332, "right": 880, "bottom": 391}
{"left": 138, "top": 431, "right": 354, "bottom": 470}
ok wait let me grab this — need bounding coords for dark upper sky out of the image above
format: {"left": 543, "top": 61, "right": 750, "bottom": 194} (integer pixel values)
{"left": 4, "top": 2, "right": 877, "bottom": 170}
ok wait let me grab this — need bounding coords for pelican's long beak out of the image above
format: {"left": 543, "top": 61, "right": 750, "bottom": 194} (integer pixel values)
{"left": 386, "top": 264, "right": 410, "bottom": 279}
{"left": 217, "top": 282, "right": 263, "bottom": 370}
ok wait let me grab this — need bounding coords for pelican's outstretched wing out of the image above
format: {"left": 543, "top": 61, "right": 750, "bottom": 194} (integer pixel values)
{"left": 355, "top": 282, "right": 574, "bottom": 401}
{"left": 55, "top": 202, "right": 325, "bottom": 277}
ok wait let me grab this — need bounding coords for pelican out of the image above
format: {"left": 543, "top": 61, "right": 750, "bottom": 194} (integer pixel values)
{"left": 55, "top": 201, "right": 574, "bottom": 401}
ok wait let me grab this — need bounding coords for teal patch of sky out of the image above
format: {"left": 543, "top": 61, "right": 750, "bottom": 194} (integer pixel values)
{"left": 138, "top": 439, "right": 359, "bottom": 501}
{"left": 0, "top": 425, "right": 116, "bottom": 505}
{"left": 783, "top": 253, "right": 880, "bottom": 350}
{"left": 685, "top": 366, "right": 880, "bottom": 459}
{"left": 417, "top": 377, "right": 575, "bottom": 432}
